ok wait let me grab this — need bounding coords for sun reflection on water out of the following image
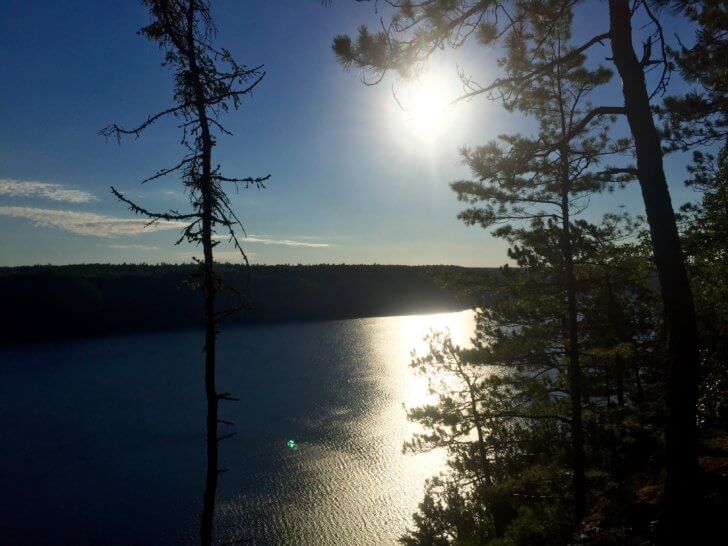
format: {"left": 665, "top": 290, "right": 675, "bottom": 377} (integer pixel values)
{"left": 364, "top": 309, "right": 478, "bottom": 503}
{"left": 218, "top": 310, "right": 477, "bottom": 545}
{"left": 400, "top": 310, "right": 476, "bottom": 410}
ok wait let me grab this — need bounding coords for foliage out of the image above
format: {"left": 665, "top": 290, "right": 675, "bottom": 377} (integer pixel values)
{"left": 658, "top": 0, "right": 727, "bottom": 150}
{"left": 401, "top": 220, "right": 661, "bottom": 542}
{"left": 333, "top": 0, "right": 726, "bottom": 541}
{"left": 679, "top": 147, "right": 728, "bottom": 428}
{"left": 392, "top": 5, "right": 669, "bottom": 542}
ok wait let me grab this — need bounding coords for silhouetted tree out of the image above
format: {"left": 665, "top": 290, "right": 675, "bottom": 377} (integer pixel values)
{"left": 333, "top": 0, "right": 700, "bottom": 535}
{"left": 449, "top": 6, "right": 637, "bottom": 520}
{"left": 100, "top": 1, "right": 268, "bottom": 543}
{"left": 402, "top": 214, "right": 658, "bottom": 543}
{"left": 659, "top": 0, "right": 727, "bottom": 436}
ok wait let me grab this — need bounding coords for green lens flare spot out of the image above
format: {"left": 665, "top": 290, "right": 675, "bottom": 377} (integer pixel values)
{"left": 287, "top": 439, "right": 298, "bottom": 450}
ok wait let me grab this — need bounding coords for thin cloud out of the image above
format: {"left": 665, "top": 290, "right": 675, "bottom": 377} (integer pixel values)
{"left": 108, "top": 243, "right": 159, "bottom": 251}
{"left": 212, "top": 233, "right": 329, "bottom": 248}
{"left": 0, "top": 206, "right": 187, "bottom": 238}
{"left": 0, "top": 179, "right": 96, "bottom": 203}
{"left": 248, "top": 236, "right": 329, "bottom": 248}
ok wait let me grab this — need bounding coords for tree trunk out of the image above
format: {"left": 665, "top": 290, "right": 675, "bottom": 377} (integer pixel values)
{"left": 555, "top": 49, "right": 587, "bottom": 522}
{"left": 199, "top": 126, "right": 218, "bottom": 546}
{"left": 185, "top": 4, "right": 219, "bottom": 544}
{"left": 200, "top": 203, "right": 217, "bottom": 546}
{"left": 608, "top": 0, "right": 699, "bottom": 537}
{"left": 454, "top": 352, "right": 491, "bottom": 485}
{"left": 560, "top": 181, "right": 586, "bottom": 523}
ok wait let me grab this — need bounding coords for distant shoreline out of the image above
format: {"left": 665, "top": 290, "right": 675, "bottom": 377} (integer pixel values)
{"left": 0, "top": 264, "right": 495, "bottom": 345}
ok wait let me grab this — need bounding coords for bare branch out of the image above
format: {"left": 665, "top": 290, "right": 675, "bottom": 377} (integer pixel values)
{"left": 110, "top": 186, "right": 200, "bottom": 221}
{"left": 99, "top": 103, "right": 190, "bottom": 142}
{"left": 141, "top": 155, "right": 201, "bottom": 184}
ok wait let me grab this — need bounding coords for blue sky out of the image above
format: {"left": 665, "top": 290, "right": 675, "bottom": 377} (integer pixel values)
{"left": 0, "top": 0, "right": 699, "bottom": 267}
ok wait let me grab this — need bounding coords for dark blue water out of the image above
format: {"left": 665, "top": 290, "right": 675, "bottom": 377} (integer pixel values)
{"left": 0, "top": 312, "right": 473, "bottom": 545}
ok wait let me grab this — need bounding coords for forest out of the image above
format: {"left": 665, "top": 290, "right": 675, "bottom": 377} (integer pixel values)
{"left": 1, "top": 0, "right": 726, "bottom": 545}
{"left": 0, "top": 264, "right": 482, "bottom": 343}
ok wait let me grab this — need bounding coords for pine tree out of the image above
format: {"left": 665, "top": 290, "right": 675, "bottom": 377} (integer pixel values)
{"left": 450, "top": 13, "right": 632, "bottom": 521}
{"left": 403, "top": 217, "right": 657, "bottom": 543}
{"left": 100, "top": 2, "right": 269, "bottom": 543}
{"left": 397, "top": 5, "right": 649, "bottom": 538}
{"left": 658, "top": 0, "right": 727, "bottom": 150}
{"left": 333, "top": 0, "right": 700, "bottom": 534}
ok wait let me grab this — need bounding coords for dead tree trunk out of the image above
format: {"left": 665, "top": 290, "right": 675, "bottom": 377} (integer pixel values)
{"left": 184, "top": 4, "right": 218, "bottom": 543}
{"left": 101, "top": 3, "right": 267, "bottom": 544}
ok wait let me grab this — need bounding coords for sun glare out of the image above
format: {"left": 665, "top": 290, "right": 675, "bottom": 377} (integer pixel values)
{"left": 407, "top": 78, "right": 449, "bottom": 137}
{"left": 391, "top": 71, "right": 455, "bottom": 144}
{"left": 401, "top": 310, "right": 476, "bottom": 409}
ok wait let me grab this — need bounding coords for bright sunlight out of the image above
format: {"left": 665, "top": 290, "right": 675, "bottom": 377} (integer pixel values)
{"left": 386, "top": 68, "right": 463, "bottom": 147}
{"left": 406, "top": 75, "right": 450, "bottom": 137}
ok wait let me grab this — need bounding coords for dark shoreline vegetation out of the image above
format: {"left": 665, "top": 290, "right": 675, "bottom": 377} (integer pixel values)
{"left": 0, "top": 264, "right": 494, "bottom": 344}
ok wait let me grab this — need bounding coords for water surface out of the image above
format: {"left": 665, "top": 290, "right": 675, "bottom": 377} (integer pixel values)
{"left": 0, "top": 311, "right": 474, "bottom": 545}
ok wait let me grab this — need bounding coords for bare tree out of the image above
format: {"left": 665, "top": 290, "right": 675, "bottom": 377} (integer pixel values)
{"left": 100, "top": 1, "right": 269, "bottom": 544}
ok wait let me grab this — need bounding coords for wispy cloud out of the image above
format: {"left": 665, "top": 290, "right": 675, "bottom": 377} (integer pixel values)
{"left": 248, "top": 236, "right": 329, "bottom": 248}
{"left": 212, "top": 233, "right": 329, "bottom": 248}
{"left": 108, "top": 243, "right": 159, "bottom": 251}
{"left": 0, "top": 179, "right": 96, "bottom": 203}
{"left": 0, "top": 206, "right": 186, "bottom": 238}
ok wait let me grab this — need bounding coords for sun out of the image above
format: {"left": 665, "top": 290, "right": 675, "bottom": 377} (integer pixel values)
{"left": 411, "top": 80, "right": 447, "bottom": 133}
{"left": 404, "top": 75, "right": 450, "bottom": 139}
{"left": 383, "top": 66, "right": 469, "bottom": 152}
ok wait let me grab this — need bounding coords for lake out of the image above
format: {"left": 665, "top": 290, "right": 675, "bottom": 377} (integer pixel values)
{"left": 0, "top": 311, "right": 474, "bottom": 545}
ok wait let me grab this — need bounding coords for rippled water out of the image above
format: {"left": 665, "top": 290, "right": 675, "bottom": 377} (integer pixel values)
{"left": 0, "top": 311, "right": 474, "bottom": 545}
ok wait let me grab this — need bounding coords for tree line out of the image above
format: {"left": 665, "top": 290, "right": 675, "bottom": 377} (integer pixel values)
{"left": 0, "top": 264, "right": 479, "bottom": 343}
